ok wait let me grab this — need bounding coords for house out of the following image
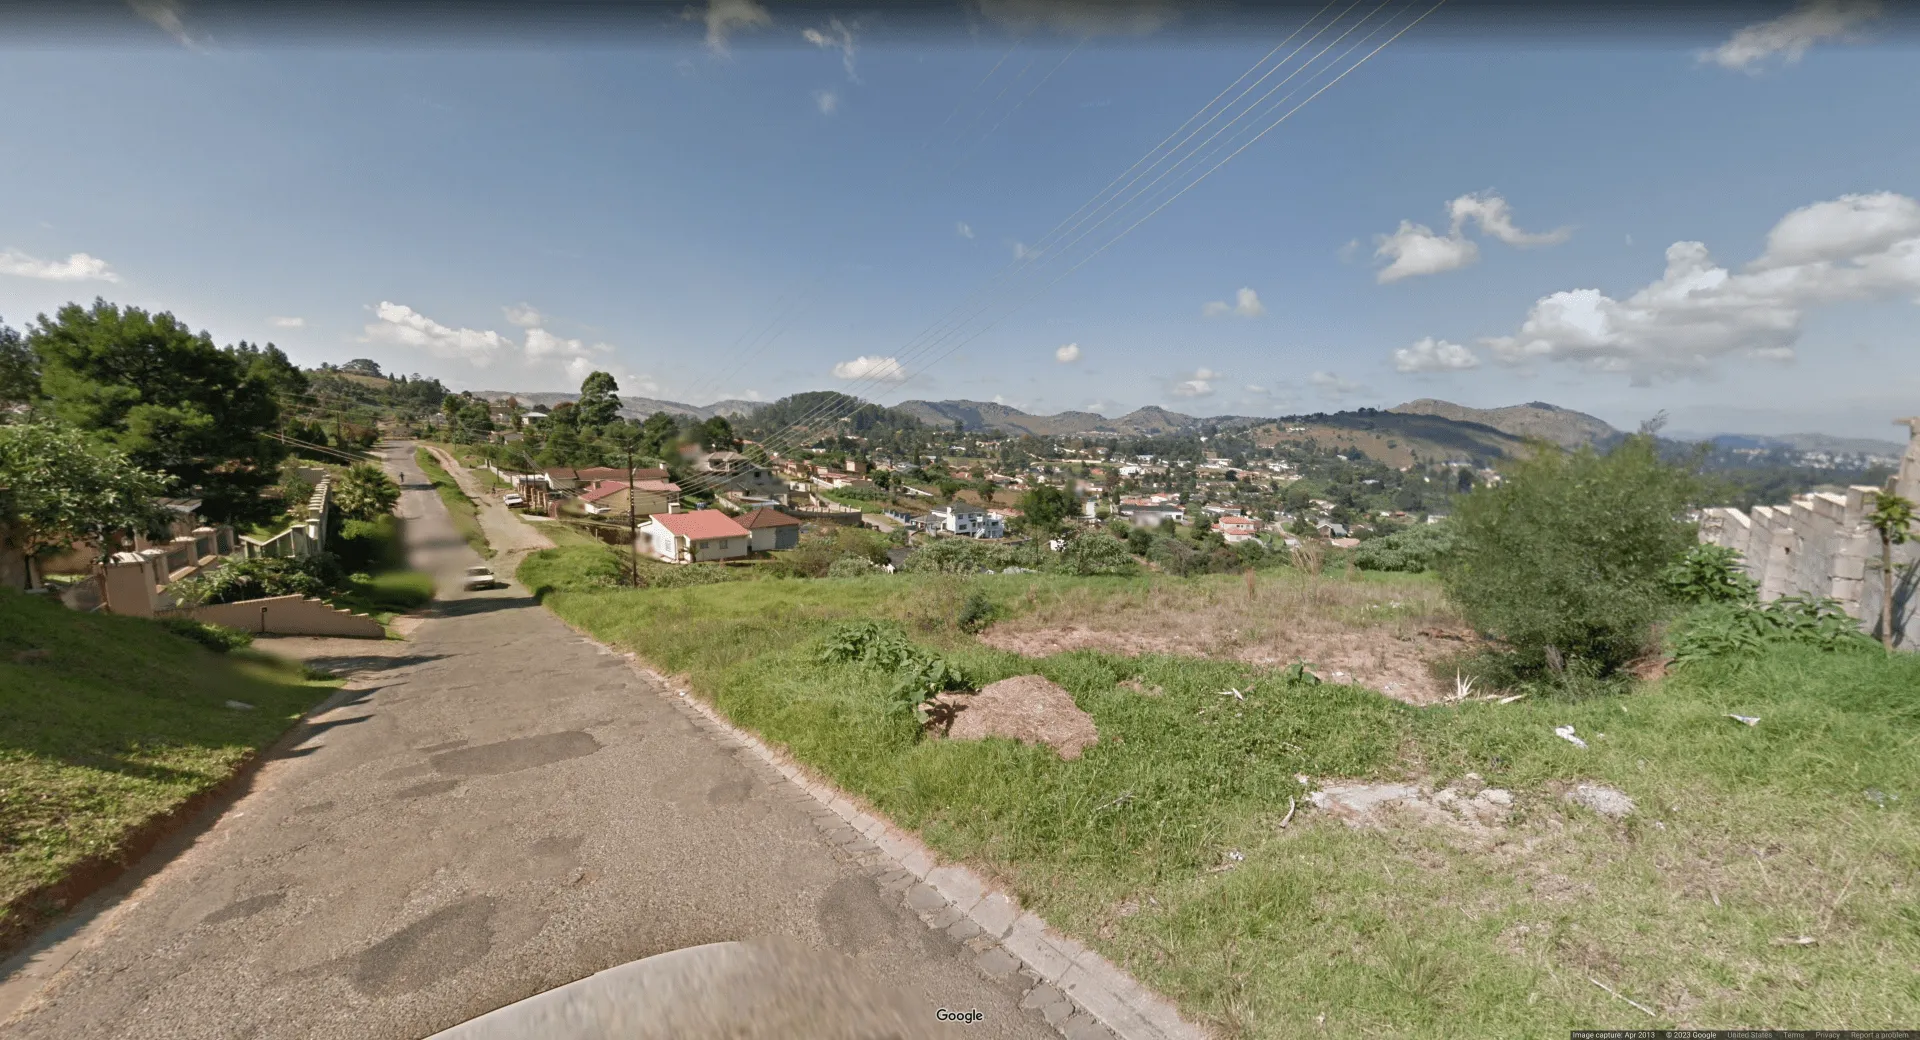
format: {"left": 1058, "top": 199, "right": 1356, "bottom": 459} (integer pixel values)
{"left": 577, "top": 478, "right": 681, "bottom": 518}
{"left": 928, "top": 503, "right": 1005, "bottom": 539}
{"left": 885, "top": 506, "right": 928, "bottom": 529}
{"left": 691, "top": 451, "right": 788, "bottom": 500}
{"left": 738, "top": 507, "right": 803, "bottom": 552}
{"left": 544, "top": 466, "right": 668, "bottom": 493}
{"left": 639, "top": 509, "right": 752, "bottom": 563}
{"left": 520, "top": 409, "right": 550, "bottom": 426}
{"left": 1216, "top": 516, "right": 1260, "bottom": 544}
{"left": 1315, "top": 521, "right": 1348, "bottom": 538}
{"left": 1122, "top": 506, "right": 1184, "bottom": 529}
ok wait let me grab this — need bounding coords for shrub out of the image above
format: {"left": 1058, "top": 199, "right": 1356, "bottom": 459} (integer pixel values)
{"left": 817, "top": 620, "right": 970, "bottom": 722}
{"left": 901, "top": 538, "right": 1016, "bottom": 574}
{"left": 827, "top": 555, "right": 879, "bottom": 578}
{"left": 1442, "top": 434, "right": 1698, "bottom": 677}
{"left": 334, "top": 514, "right": 404, "bottom": 573}
{"left": 333, "top": 462, "right": 402, "bottom": 522}
{"left": 1663, "top": 543, "right": 1759, "bottom": 605}
{"left": 173, "top": 554, "right": 344, "bottom": 606}
{"left": 1055, "top": 533, "right": 1138, "bottom": 576}
{"left": 1351, "top": 522, "right": 1455, "bottom": 572}
{"left": 157, "top": 615, "right": 253, "bottom": 653}
{"left": 1670, "top": 595, "right": 1879, "bottom": 665}
{"left": 956, "top": 589, "right": 997, "bottom": 633}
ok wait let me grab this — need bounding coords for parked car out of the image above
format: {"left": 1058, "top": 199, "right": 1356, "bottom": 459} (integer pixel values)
{"left": 503, "top": 493, "right": 525, "bottom": 508}
{"left": 463, "top": 565, "right": 498, "bottom": 590}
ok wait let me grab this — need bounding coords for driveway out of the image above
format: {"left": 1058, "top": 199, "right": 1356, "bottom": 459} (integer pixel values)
{"left": 0, "top": 442, "right": 1053, "bottom": 1040}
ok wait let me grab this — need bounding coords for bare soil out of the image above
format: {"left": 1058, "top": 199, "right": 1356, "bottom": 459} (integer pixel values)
{"left": 940, "top": 675, "right": 1099, "bottom": 760}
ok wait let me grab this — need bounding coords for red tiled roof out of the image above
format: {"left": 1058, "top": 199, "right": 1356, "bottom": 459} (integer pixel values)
{"left": 548, "top": 466, "right": 668, "bottom": 482}
{"left": 649, "top": 509, "right": 750, "bottom": 541}
{"left": 738, "top": 507, "right": 801, "bottom": 529}
{"left": 579, "top": 478, "right": 683, "bottom": 503}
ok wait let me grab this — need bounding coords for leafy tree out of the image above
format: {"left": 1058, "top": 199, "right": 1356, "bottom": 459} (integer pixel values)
{"left": 333, "top": 463, "right": 401, "bottom": 522}
{"left": 1442, "top": 434, "right": 1698, "bottom": 677}
{"left": 1056, "top": 532, "right": 1137, "bottom": 576}
{"left": 1350, "top": 522, "right": 1456, "bottom": 573}
{"left": 576, "top": 371, "right": 622, "bottom": 430}
{"left": 0, "top": 318, "right": 37, "bottom": 406}
{"left": 231, "top": 341, "right": 309, "bottom": 399}
{"left": 1016, "top": 484, "right": 1074, "bottom": 535}
{"left": 0, "top": 421, "right": 173, "bottom": 558}
{"left": 697, "top": 415, "right": 738, "bottom": 450}
{"left": 27, "top": 300, "right": 282, "bottom": 522}
{"left": 341, "top": 358, "right": 383, "bottom": 377}
{"left": 1865, "top": 488, "right": 1916, "bottom": 651}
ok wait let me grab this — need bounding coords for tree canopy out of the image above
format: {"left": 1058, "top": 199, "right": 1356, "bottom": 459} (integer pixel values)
{"left": 0, "top": 421, "right": 174, "bottom": 558}
{"left": 576, "top": 371, "right": 622, "bottom": 430}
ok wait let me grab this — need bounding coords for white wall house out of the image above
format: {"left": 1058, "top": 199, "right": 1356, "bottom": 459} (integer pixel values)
{"left": 928, "top": 504, "right": 1005, "bottom": 539}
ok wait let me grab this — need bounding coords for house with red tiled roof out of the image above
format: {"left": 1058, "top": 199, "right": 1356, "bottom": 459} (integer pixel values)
{"left": 737, "top": 507, "right": 803, "bottom": 552}
{"left": 544, "top": 466, "right": 669, "bottom": 492}
{"left": 577, "top": 478, "right": 681, "bottom": 518}
{"left": 639, "top": 509, "right": 751, "bottom": 563}
{"left": 1215, "top": 515, "right": 1260, "bottom": 544}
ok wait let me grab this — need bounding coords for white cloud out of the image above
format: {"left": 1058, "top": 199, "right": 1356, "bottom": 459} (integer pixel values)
{"left": 1170, "top": 367, "right": 1221, "bottom": 398}
{"left": 693, "top": 0, "right": 771, "bottom": 53}
{"left": 128, "top": 0, "right": 200, "bottom": 49}
{"left": 1012, "top": 241, "right": 1030, "bottom": 260}
{"left": 1703, "top": 0, "right": 1882, "bottom": 71}
{"left": 956, "top": 221, "right": 975, "bottom": 239}
{"left": 813, "top": 89, "right": 840, "bottom": 115}
{"left": 1201, "top": 286, "right": 1266, "bottom": 319}
{"left": 978, "top": 0, "right": 1175, "bottom": 37}
{"left": 504, "top": 303, "right": 543, "bottom": 328}
{"left": 832, "top": 355, "right": 907, "bottom": 382}
{"left": 1393, "top": 337, "right": 1482, "bottom": 373}
{"left": 1310, "top": 371, "right": 1366, "bottom": 402}
{"left": 1374, "top": 193, "right": 1568, "bottom": 283}
{"left": 802, "top": 18, "right": 859, "bottom": 82}
{"left": 1374, "top": 221, "right": 1479, "bottom": 283}
{"left": 0, "top": 249, "right": 119, "bottom": 282}
{"left": 268, "top": 316, "right": 305, "bottom": 329}
{"left": 363, "top": 302, "right": 512, "bottom": 367}
{"left": 1479, "top": 191, "right": 1920, "bottom": 383}
{"left": 1054, "top": 342, "right": 1082, "bottom": 363}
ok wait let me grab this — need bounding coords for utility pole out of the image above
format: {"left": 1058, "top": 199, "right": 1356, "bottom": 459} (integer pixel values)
{"left": 624, "top": 440, "right": 640, "bottom": 588}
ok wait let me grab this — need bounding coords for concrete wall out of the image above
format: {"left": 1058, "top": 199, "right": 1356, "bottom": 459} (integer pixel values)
{"left": 1698, "top": 418, "right": 1920, "bottom": 649}
{"left": 175, "top": 594, "right": 384, "bottom": 638}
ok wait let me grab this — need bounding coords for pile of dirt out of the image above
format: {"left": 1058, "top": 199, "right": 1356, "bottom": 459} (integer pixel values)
{"left": 1308, "top": 778, "right": 1515, "bottom": 833}
{"left": 942, "top": 675, "right": 1099, "bottom": 760}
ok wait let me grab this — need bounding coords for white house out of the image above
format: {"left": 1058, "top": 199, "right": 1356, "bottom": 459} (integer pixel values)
{"left": 639, "top": 509, "right": 751, "bottom": 564}
{"left": 928, "top": 504, "right": 1005, "bottom": 539}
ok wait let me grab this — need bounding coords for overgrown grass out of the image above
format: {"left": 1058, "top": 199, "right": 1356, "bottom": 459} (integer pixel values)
{"left": 416, "top": 446, "right": 491, "bottom": 558}
{"left": 329, "top": 570, "right": 435, "bottom": 625}
{"left": 531, "top": 566, "right": 1920, "bottom": 1036}
{"left": 519, "top": 543, "right": 738, "bottom": 598}
{"left": 0, "top": 590, "right": 338, "bottom": 947}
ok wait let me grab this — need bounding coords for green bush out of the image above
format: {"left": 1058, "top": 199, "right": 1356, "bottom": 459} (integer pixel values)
{"left": 157, "top": 615, "right": 253, "bottom": 653}
{"left": 334, "top": 514, "right": 404, "bottom": 573}
{"left": 1670, "top": 595, "right": 1879, "bottom": 665}
{"left": 827, "top": 554, "right": 879, "bottom": 578}
{"left": 1442, "top": 434, "right": 1698, "bottom": 677}
{"left": 956, "top": 589, "right": 997, "bottom": 633}
{"left": 172, "top": 554, "right": 344, "bottom": 606}
{"left": 1663, "top": 542, "right": 1759, "bottom": 604}
{"left": 816, "top": 620, "right": 969, "bottom": 722}
{"left": 1351, "top": 522, "right": 1455, "bottom": 572}
{"left": 1055, "top": 532, "right": 1138, "bottom": 576}
{"left": 900, "top": 537, "right": 1043, "bottom": 574}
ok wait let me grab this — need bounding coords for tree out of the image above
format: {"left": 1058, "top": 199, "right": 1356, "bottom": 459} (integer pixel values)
{"left": 0, "top": 421, "right": 173, "bottom": 558}
{"left": 1016, "top": 485, "right": 1074, "bottom": 536}
{"left": 697, "top": 415, "right": 737, "bottom": 451}
{"left": 333, "top": 463, "right": 402, "bottom": 522}
{"left": 1865, "top": 487, "right": 1916, "bottom": 652}
{"left": 27, "top": 300, "right": 283, "bottom": 523}
{"left": 341, "top": 358, "right": 383, "bottom": 377}
{"left": 0, "top": 318, "right": 38, "bottom": 406}
{"left": 576, "top": 371, "right": 622, "bottom": 430}
{"left": 230, "top": 341, "right": 309, "bottom": 399}
{"left": 1442, "top": 434, "right": 1698, "bottom": 677}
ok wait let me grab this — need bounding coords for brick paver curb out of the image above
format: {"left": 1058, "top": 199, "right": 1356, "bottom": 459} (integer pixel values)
{"left": 622, "top": 654, "right": 1209, "bottom": 1040}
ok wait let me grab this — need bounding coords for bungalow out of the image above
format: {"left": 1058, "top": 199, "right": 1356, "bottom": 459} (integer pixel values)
{"left": 578, "top": 478, "right": 681, "bottom": 518}
{"left": 1216, "top": 516, "right": 1260, "bottom": 544}
{"left": 1315, "top": 520, "right": 1349, "bottom": 538}
{"left": 737, "top": 507, "right": 803, "bottom": 551}
{"left": 545, "top": 466, "right": 668, "bottom": 493}
{"left": 1124, "top": 506, "right": 1184, "bottom": 530}
{"left": 692, "top": 450, "right": 788, "bottom": 500}
{"left": 928, "top": 504, "right": 1005, "bottom": 539}
{"left": 640, "top": 509, "right": 751, "bottom": 564}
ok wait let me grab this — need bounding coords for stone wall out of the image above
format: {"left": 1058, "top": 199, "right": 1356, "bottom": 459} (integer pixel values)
{"left": 175, "top": 594, "right": 384, "bottom": 638}
{"left": 1698, "top": 418, "right": 1920, "bottom": 649}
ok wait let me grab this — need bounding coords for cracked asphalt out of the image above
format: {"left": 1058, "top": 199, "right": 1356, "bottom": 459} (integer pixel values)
{"left": 0, "top": 442, "right": 1051, "bottom": 1040}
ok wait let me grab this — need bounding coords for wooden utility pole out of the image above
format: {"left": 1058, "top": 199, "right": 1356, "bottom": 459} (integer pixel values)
{"left": 624, "top": 442, "right": 640, "bottom": 588}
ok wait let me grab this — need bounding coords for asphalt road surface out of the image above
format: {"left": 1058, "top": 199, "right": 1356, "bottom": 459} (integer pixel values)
{"left": 0, "top": 442, "right": 1051, "bottom": 1040}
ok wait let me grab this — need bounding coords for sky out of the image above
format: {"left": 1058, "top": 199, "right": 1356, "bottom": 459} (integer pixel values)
{"left": 2, "top": 0, "right": 1918, "bottom": 441}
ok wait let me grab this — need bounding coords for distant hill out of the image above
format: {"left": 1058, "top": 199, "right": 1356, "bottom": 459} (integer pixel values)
{"left": 1248, "top": 409, "right": 1530, "bottom": 468}
{"left": 469, "top": 391, "right": 761, "bottom": 421}
{"left": 1675, "top": 431, "right": 1908, "bottom": 458}
{"left": 896, "top": 399, "right": 1263, "bottom": 437}
{"left": 1390, "top": 399, "right": 1618, "bottom": 450}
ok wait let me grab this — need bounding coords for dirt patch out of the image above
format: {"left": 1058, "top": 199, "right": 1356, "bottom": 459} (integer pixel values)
{"left": 983, "top": 624, "right": 1472, "bottom": 705}
{"left": 1307, "top": 779, "right": 1514, "bottom": 834}
{"left": 941, "top": 675, "right": 1098, "bottom": 760}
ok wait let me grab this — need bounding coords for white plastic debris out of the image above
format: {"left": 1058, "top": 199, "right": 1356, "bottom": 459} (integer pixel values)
{"left": 1726, "top": 714, "right": 1760, "bottom": 727}
{"left": 1294, "top": 774, "right": 1311, "bottom": 786}
{"left": 1218, "top": 688, "right": 1245, "bottom": 701}
{"left": 1553, "top": 725, "right": 1588, "bottom": 749}
{"left": 1497, "top": 693, "right": 1527, "bottom": 705}
{"left": 224, "top": 700, "right": 255, "bottom": 711}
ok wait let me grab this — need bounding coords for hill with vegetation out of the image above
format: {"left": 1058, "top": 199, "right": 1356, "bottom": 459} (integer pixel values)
{"left": 468, "top": 390, "right": 760, "bottom": 420}
{"left": 1389, "top": 398, "right": 1619, "bottom": 450}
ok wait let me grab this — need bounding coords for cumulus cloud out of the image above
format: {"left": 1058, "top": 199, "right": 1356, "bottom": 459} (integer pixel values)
{"left": 1201, "top": 287, "right": 1266, "bottom": 319}
{"left": 364, "top": 301, "right": 638, "bottom": 390}
{"left": 1478, "top": 191, "right": 1920, "bottom": 383}
{"left": 128, "top": 0, "right": 200, "bottom": 49}
{"left": 956, "top": 221, "right": 975, "bottom": 239}
{"left": 813, "top": 88, "right": 840, "bottom": 115}
{"left": 693, "top": 0, "right": 771, "bottom": 53}
{"left": 1170, "top": 367, "right": 1221, "bottom": 398}
{"left": 1393, "top": 337, "right": 1481, "bottom": 373}
{"left": 364, "top": 302, "right": 512, "bottom": 367}
{"left": 1703, "top": 0, "right": 1882, "bottom": 70}
{"left": 268, "top": 316, "right": 305, "bottom": 328}
{"left": 0, "top": 249, "right": 119, "bottom": 282}
{"left": 1310, "top": 371, "right": 1366, "bottom": 402}
{"left": 832, "top": 355, "right": 907, "bottom": 382}
{"left": 1374, "top": 192, "right": 1568, "bottom": 283}
{"left": 504, "top": 303, "right": 543, "bottom": 328}
{"left": 1054, "top": 342, "right": 1082, "bottom": 363}
{"left": 802, "top": 18, "right": 859, "bottom": 82}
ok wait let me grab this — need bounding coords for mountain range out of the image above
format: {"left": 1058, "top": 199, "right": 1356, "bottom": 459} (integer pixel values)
{"left": 469, "top": 390, "right": 762, "bottom": 421}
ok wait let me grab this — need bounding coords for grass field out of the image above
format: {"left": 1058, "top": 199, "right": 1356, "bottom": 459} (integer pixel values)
{"left": 524, "top": 546, "right": 1920, "bottom": 1037}
{"left": 416, "top": 446, "right": 491, "bottom": 558}
{"left": 0, "top": 590, "right": 338, "bottom": 948}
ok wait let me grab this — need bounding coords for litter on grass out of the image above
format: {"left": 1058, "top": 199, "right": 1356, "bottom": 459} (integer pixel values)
{"left": 1217, "top": 687, "right": 1245, "bottom": 701}
{"left": 1726, "top": 713, "right": 1761, "bottom": 726}
{"left": 1554, "top": 725, "right": 1588, "bottom": 749}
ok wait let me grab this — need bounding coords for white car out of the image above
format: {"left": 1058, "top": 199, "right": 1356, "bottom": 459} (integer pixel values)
{"left": 502, "top": 493, "right": 525, "bottom": 508}
{"left": 463, "top": 565, "right": 498, "bottom": 591}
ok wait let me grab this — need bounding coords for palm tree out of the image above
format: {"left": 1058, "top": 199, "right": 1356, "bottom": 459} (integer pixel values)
{"left": 1865, "top": 486, "right": 1916, "bottom": 652}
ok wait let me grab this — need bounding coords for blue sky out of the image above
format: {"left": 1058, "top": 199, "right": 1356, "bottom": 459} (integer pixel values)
{"left": 2, "top": 1, "right": 1917, "bottom": 439}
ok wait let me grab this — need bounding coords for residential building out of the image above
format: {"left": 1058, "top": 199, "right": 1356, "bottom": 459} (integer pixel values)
{"left": 928, "top": 503, "right": 1005, "bottom": 539}
{"left": 544, "top": 466, "right": 668, "bottom": 493}
{"left": 1216, "top": 516, "right": 1260, "bottom": 543}
{"left": 639, "top": 509, "right": 751, "bottom": 564}
{"left": 577, "top": 478, "right": 681, "bottom": 518}
{"left": 738, "top": 507, "right": 803, "bottom": 551}
{"left": 1124, "top": 506, "right": 1184, "bottom": 529}
{"left": 691, "top": 451, "right": 788, "bottom": 500}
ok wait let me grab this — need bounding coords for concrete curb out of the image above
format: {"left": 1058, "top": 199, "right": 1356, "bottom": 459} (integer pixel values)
{"left": 627, "top": 658, "right": 1208, "bottom": 1040}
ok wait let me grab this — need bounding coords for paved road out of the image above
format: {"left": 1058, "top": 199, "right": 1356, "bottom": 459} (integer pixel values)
{"left": 1, "top": 442, "right": 1051, "bottom": 1040}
